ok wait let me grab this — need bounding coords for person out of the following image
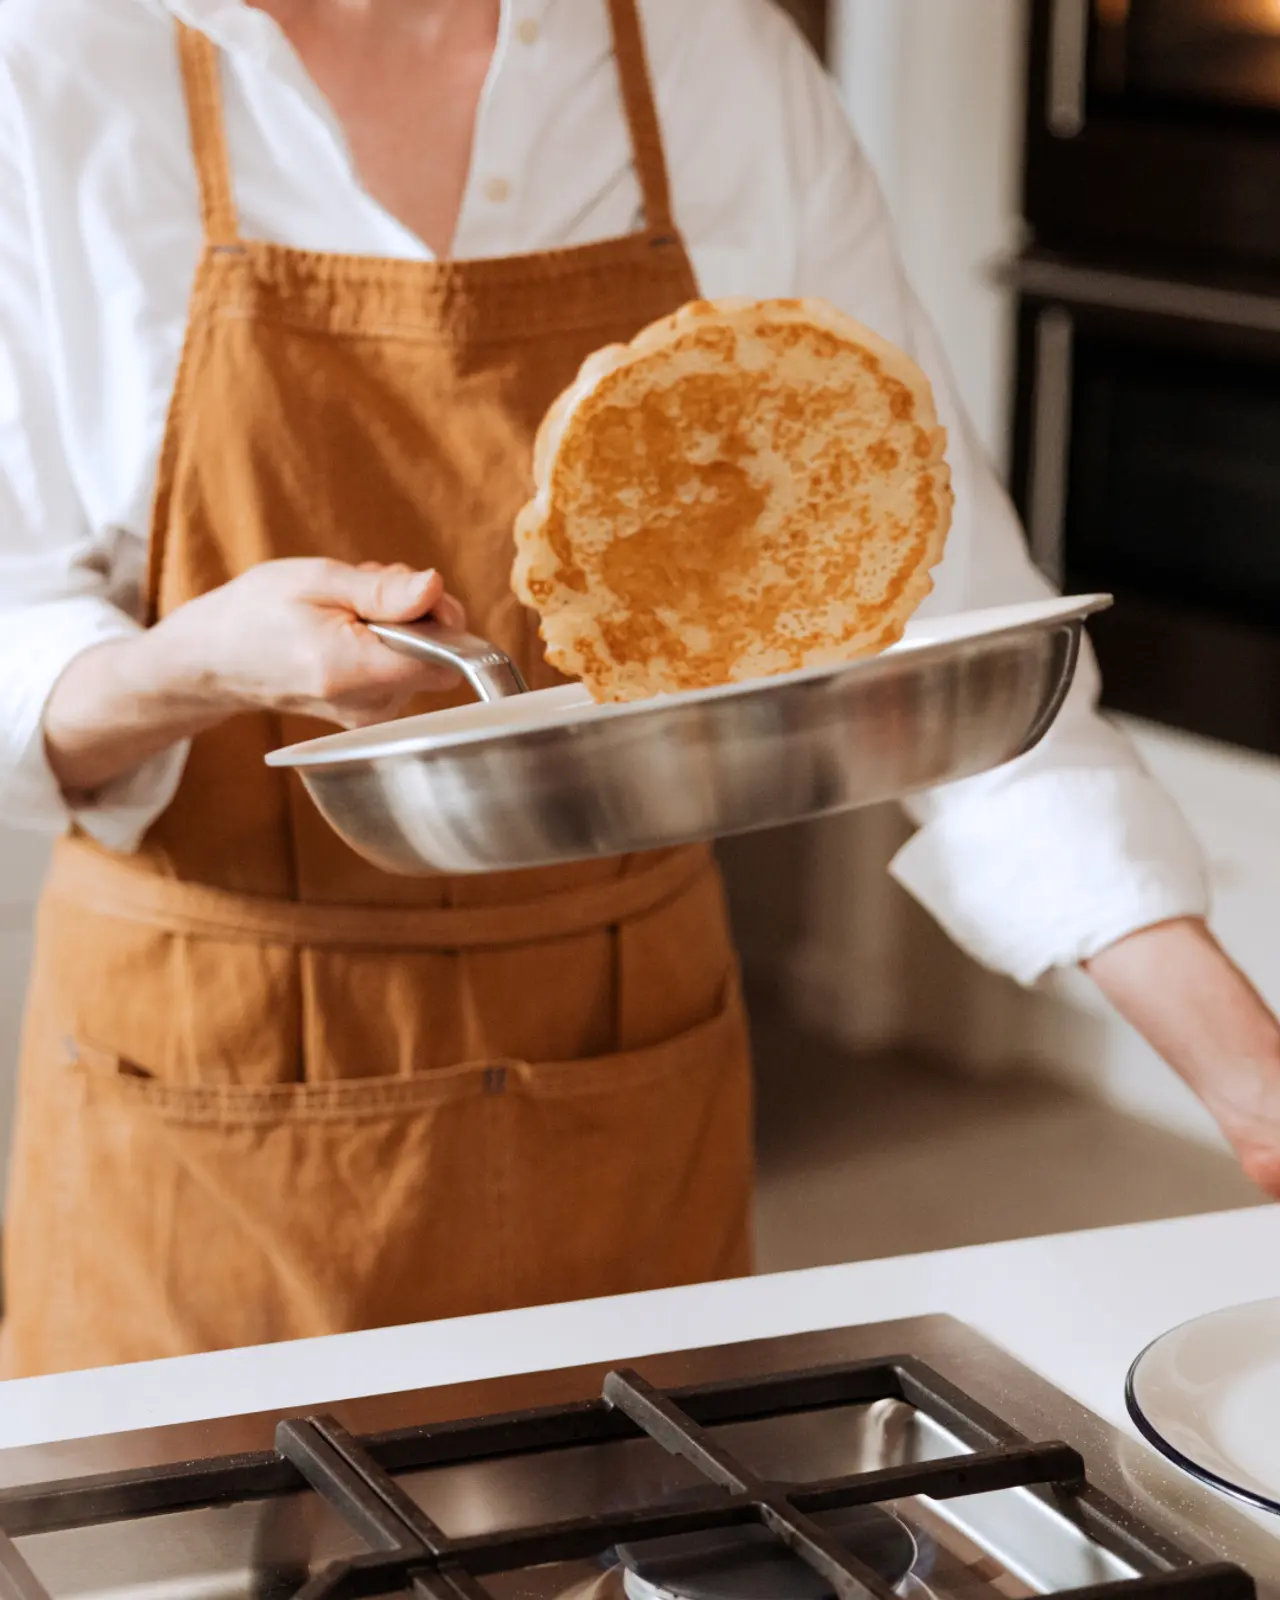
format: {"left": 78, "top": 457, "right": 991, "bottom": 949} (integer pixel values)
{"left": 0, "top": 0, "right": 1276, "bottom": 1379}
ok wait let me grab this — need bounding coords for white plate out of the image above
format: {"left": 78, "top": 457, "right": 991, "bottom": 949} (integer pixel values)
{"left": 1127, "top": 1299, "right": 1280, "bottom": 1514}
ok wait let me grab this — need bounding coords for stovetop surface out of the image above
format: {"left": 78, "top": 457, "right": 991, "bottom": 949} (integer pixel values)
{"left": 0, "top": 1317, "right": 1275, "bottom": 1600}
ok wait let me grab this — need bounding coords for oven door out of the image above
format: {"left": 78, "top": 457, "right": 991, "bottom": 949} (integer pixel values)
{"left": 1010, "top": 254, "right": 1280, "bottom": 757}
{"left": 1090, "top": 0, "right": 1280, "bottom": 116}
{"left": 1025, "top": 0, "right": 1280, "bottom": 266}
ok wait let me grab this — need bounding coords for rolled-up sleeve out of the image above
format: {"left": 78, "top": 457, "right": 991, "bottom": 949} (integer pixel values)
{"left": 779, "top": 39, "right": 1208, "bottom": 983}
{"left": 884, "top": 399, "right": 1208, "bottom": 984}
{"left": 0, "top": 66, "right": 186, "bottom": 849}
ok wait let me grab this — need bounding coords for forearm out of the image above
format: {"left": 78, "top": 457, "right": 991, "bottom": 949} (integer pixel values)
{"left": 43, "top": 623, "right": 232, "bottom": 799}
{"left": 1084, "top": 918, "right": 1280, "bottom": 1192}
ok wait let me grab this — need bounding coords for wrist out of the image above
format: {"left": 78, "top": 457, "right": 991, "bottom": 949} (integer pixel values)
{"left": 136, "top": 606, "right": 241, "bottom": 716}
{"left": 1202, "top": 1052, "right": 1280, "bottom": 1196}
{"left": 42, "top": 619, "right": 239, "bottom": 800}
{"left": 1195, "top": 1043, "right": 1280, "bottom": 1131}
{"left": 1085, "top": 919, "right": 1280, "bottom": 1190}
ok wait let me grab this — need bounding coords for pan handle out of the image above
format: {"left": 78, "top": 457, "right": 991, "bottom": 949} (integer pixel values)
{"left": 366, "top": 619, "right": 530, "bottom": 703}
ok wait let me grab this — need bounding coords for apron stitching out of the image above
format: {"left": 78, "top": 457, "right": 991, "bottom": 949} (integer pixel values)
{"left": 49, "top": 838, "right": 713, "bottom": 948}
{"left": 223, "top": 230, "right": 689, "bottom": 279}
{"left": 205, "top": 298, "right": 697, "bottom": 347}
{"left": 69, "top": 987, "right": 740, "bottom": 1115}
{"left": 144, "top": 275, "right": 220, "bottom": 624}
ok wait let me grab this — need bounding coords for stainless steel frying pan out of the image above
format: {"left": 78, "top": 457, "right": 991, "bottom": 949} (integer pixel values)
{"left": 266, "top": 594, "right": 1112, "bottom": 875}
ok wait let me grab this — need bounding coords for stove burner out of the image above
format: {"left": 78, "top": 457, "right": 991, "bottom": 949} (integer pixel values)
{"left": 617, "top": 1505, "right": 918, "bottom": 1600}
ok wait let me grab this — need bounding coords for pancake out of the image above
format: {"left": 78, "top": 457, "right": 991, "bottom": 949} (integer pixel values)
{"left": 511, "top": 296, "right": 953, "bottom": 703}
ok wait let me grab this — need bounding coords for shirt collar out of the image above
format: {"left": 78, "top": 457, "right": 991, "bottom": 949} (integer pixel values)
{"left": 154, "top": 0, "right": 548, "bottom": 67}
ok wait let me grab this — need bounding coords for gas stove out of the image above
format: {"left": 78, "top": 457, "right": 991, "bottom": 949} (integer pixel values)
{"left": 0, "top": 1317, "right": 1278, "bottom": 1600}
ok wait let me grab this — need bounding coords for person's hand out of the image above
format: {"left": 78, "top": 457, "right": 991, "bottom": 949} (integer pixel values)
{"left": 153, "top": 557, "right": 468, "bottom": 730}
{"left": 44, "top": 559, "right": 469, "bottom": 799}
{"left": 1200, "top": 1066, "right": 1280, "bottom": 1198}
{"left": 1084, "top": 918, "right": 1280, "bottom": 1198}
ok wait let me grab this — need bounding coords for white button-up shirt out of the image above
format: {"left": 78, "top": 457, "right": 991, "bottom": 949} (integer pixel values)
{"left": 0, "top": 0, "right": 1207, "bottom": 982}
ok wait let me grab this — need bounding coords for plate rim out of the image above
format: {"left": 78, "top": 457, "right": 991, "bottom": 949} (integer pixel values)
{"left": 1125, "top": 1296, "right": 1280, "bottom": 1517}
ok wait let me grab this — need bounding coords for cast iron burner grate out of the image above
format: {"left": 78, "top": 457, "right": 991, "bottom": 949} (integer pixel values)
{"left": 0, "top": 1358, "right": 1258, "bottom": 1600}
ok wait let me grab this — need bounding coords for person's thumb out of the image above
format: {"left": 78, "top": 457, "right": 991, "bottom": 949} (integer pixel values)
{"left": 335, "top": 563, "right": 445, "bottom": 623}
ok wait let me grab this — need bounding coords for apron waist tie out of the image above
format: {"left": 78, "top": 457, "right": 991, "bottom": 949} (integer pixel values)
{"left": 47, "top": 836, "right": 712, "bottom": 950}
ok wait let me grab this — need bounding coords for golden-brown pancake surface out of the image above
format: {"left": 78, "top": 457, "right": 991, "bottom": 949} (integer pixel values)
{"left": 512, "top": 297, "right": 953, "bottom": 702}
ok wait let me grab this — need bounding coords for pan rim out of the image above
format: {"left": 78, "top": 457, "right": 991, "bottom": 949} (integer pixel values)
{"left": 266, "top": 593, "right": 1112, "bottom": 772}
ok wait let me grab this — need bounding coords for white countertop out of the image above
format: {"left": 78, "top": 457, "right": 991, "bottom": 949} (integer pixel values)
{"left": 1, "top": 1205, "right": 1276, "bottom": 1452}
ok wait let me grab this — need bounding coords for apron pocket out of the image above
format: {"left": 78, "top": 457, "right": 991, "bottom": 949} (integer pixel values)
{"left": 27, "top": 977, "right": 751, "bottom": 1371}
{"left": 40, "top": 1041, "right": 516, "bottom": 1363}
{"left": 3, "top": 848, "right": 749, "bottom": 1376}
{"left": 496, "top": 978, "right": 755, "bottom": 1307}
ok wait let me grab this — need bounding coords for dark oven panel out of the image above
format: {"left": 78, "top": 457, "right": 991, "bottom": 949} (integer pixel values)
{"left": 1092, "top": 0, "right": 1280, "bottom": 116}
{"left": 1025, "top": 0, "right": 1280, "bottom": 268}
{"left": 1010, "top": 256, "right": 1280, "bottom": 757}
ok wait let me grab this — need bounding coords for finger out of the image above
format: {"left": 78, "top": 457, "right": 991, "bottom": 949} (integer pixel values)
{"left": 317, "top": 561, "right": 446, "bottom": 623}
{"left": 432, "top": 592, "right": 468, "bottom": 631}
{"left": 312, "top": 561, "right": 465, "bottom": 634}
{"left": 332, "top": 682, "right": 458, "bottom": 728}
{"left": 417, "top": 665, "right": 463, "bottom": 692}
{"left": 333, "top": 647, "right": 464, "bottom": 704}
{"left": 335, "top": 707, "right": 395, "bottom": 730}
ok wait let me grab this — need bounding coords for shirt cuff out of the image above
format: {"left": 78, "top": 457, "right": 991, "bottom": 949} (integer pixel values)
{"left": 69, "top": 741, "right": 190, "bottom": 854}
{"left": 0, "top": 596, "right": 190, "bottom": 851}
{"left": 889, "top": 768, "right": 1211, "bottom": 985}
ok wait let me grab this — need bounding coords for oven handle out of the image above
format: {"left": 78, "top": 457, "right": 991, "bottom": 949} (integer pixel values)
{"left": 1047, "top": 0, "right": 1090, "bottom": 137}
{"left": 1027, "top": 307, "right": 1075, "bottom": 587}
{"left": 1007, "top": 255, "right": 1280, "bottom": 335}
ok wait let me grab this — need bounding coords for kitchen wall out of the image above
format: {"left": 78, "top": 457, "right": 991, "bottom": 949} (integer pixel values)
{"left": 745, "top": 0, "right": 1280, "bottom": 1152}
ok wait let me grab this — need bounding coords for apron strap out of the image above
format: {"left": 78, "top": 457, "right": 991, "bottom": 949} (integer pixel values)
{"left": 175, "top": 23, "right": 242, "bottom": 249}
{"left": 606, "top": 0, "right": 678, "bottom": 240}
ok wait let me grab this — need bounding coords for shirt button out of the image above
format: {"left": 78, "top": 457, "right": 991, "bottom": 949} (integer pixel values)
{"left": 516, "top": 17, "right": 540, "bottom": 44}
{"left": 485, "top": 176, "right": 512, "bottom": 204}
